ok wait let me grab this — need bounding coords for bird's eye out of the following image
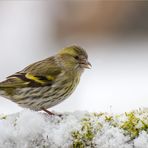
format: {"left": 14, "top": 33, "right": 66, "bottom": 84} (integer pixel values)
{"left": 75, "top": 56, "right": 79, "bottom": 60}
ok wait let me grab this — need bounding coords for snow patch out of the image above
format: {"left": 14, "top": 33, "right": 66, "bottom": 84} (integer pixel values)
{"left": 0, "top": 109, "right": 147, "bottom": 148}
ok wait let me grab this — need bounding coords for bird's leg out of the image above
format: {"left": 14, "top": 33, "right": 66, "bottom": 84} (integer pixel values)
{"left": 41, "top": 108, "right": 55, "bottom": 115}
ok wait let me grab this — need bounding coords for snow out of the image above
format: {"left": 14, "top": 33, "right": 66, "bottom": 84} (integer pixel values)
{"left": 134, "top": 132, "right": 148, "bottom": 148}
{"left": 93, "top": 125, "right": 132, "bottom": 148}
{"left": 0, "top": 109, "right": 148, "bottom": 148}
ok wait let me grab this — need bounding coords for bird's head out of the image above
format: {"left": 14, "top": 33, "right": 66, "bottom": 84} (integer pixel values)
{"left": 58, "top": 45, "right": 91, "bottom": 70}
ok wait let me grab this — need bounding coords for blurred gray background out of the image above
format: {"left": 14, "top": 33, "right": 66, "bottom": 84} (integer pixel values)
{"left": 0, "top": 1, "right": 148, "bottom": 114}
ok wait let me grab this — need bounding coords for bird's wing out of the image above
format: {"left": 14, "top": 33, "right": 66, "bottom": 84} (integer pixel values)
{"left": 0, "top": 57, "right": 62, "bottom": 88}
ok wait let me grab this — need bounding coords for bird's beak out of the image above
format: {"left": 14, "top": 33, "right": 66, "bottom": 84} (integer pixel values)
{"left": 81, "top": 61, "right": 92, "bottom": 69}
{"left": 85, "top": 61, "right": 92, "bottom": 69}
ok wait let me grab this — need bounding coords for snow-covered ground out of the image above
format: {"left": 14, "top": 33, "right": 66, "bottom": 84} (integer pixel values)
{"left": 0, "top": 109, "right": 148, "bottom": 148}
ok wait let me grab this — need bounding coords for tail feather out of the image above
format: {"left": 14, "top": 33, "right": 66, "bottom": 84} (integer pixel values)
{"left": 0, "top": 78, "right": 22, "bottom": 88}
{"left": 0, "top": 88, "right": 6, "bottom": 96}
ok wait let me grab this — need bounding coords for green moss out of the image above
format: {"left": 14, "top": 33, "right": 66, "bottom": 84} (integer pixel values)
{"left": 0, "top": 115, "right": 7, "bottom": 120}
{"left": 72, "top": 131, "right": 85, "bottom": 148}
{"left": 105, "top": 115, "right": 113, "bottom": 122}
{"left": 71, "top": 116, "right": 102, "bottom": 148}
{"left": 71, "top": 109, "right": 148, "bottom": 147}
{"left": 93, "top": 112, "right": 104, "bottom": 117}
{"left": 120, "top": 112, "right": 148, "bottom": 139}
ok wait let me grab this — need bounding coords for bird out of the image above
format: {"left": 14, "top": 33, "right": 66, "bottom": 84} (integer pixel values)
{"left": 0, "top": 45, "right": 91, "bottom": 115}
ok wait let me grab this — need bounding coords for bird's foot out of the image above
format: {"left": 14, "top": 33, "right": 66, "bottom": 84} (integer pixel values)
{"left": 41, "top": 108, "right": 55, "bottom": 116}
{"left": 41, "top": 108, "right": 62, "bottom": 117}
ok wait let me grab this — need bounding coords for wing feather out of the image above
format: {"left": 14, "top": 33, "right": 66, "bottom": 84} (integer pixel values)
{"left": 0, "top": 56, "right": 62, "bottom": 88}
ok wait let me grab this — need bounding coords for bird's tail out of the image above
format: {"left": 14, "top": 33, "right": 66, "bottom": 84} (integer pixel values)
{"left": 0, "top": 83, "right": 8, "bottom": 96}
{"left": 0, "top": 89, "right": 5, "bottom": 97}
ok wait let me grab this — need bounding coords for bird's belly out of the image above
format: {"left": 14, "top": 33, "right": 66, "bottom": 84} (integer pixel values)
{"left": 11, "top": 83, "right": 76, "bottom": 111}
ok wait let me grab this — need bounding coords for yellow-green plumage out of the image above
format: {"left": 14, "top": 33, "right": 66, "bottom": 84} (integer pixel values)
{"left": 0, "top": 46, "right": 91, "bottom": 111}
